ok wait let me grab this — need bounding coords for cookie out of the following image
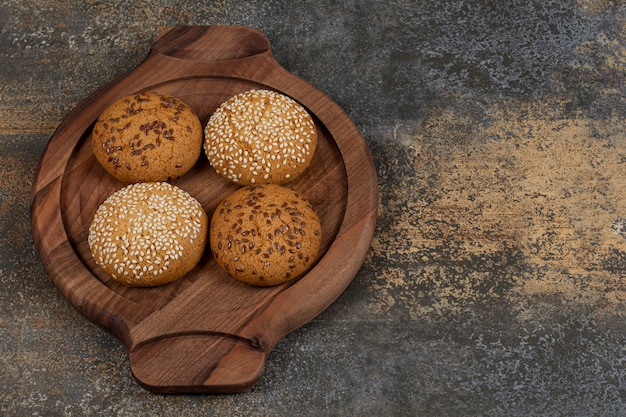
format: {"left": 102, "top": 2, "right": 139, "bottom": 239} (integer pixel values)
{"left": 88, "top": 182, "right": 208, "bottom": 287}
{"left": 210, "top": 184, "right": 322, "bottom": 286}
{"left": 203, "top": 89, "right": 317, "bottom": 186}
{"left": 92, "top": 92, "right": 203, "bottom": 183}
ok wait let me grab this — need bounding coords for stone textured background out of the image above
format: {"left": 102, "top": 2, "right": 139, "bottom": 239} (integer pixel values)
{"left": 2, "top": 1, "right": 625, "bottom": 416}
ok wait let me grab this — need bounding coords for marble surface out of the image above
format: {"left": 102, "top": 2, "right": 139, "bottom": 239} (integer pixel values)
{"left": 2, "top": 1, "right": 626, "bottom": 416}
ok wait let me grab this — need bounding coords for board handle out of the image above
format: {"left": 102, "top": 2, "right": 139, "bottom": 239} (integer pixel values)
{"left": 150, "top": 26, "right": 272, "bottom": 63}
{"left": 129, "top": 332, "right": 266, "bottom": 394}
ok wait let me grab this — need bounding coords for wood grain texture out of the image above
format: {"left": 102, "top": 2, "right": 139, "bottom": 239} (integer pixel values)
{"left": 30, "top": 26, "right": 378, "bottom": 393}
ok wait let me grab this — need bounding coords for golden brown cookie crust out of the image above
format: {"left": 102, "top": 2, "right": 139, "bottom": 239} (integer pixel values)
{"left": 88, "top": 182, "right": 208, "bottom": 287}
{"left": 92, "top": 92, "right": 203, "bottom": 183}
{"left": 210, "top": 184, "right": 322, "bottom": 286}
{"left": 204, "top": 89, "right": 317, "bottom": 186}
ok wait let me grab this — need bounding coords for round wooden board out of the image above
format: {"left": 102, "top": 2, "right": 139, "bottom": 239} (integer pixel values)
{"left": 30, "top": 26, "right": 378, "bottom": 394}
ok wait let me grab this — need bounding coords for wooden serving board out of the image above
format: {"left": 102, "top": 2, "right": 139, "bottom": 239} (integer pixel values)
{"left": 30, "top": 26, "right": 378, "bottom": 394}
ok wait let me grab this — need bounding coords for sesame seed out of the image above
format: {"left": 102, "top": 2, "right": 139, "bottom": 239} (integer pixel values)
{"left": 203, "top": 89, "right": 316, "bottom": 185}
{"left": 88, "top": 182, "right": 206, "bottom": 283}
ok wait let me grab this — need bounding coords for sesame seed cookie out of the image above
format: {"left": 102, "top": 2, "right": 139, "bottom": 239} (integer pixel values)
{"left": 210, "top": 184, "right": 322, "bottom": 286}
{"left": 88, "top": 182, "right": 208, "bottom": 287}
{"left": 92, "top": 92, "right": 203, "bottom": 183}
{"left": 203, "top": 89, "right": 317, "bottom": 185}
